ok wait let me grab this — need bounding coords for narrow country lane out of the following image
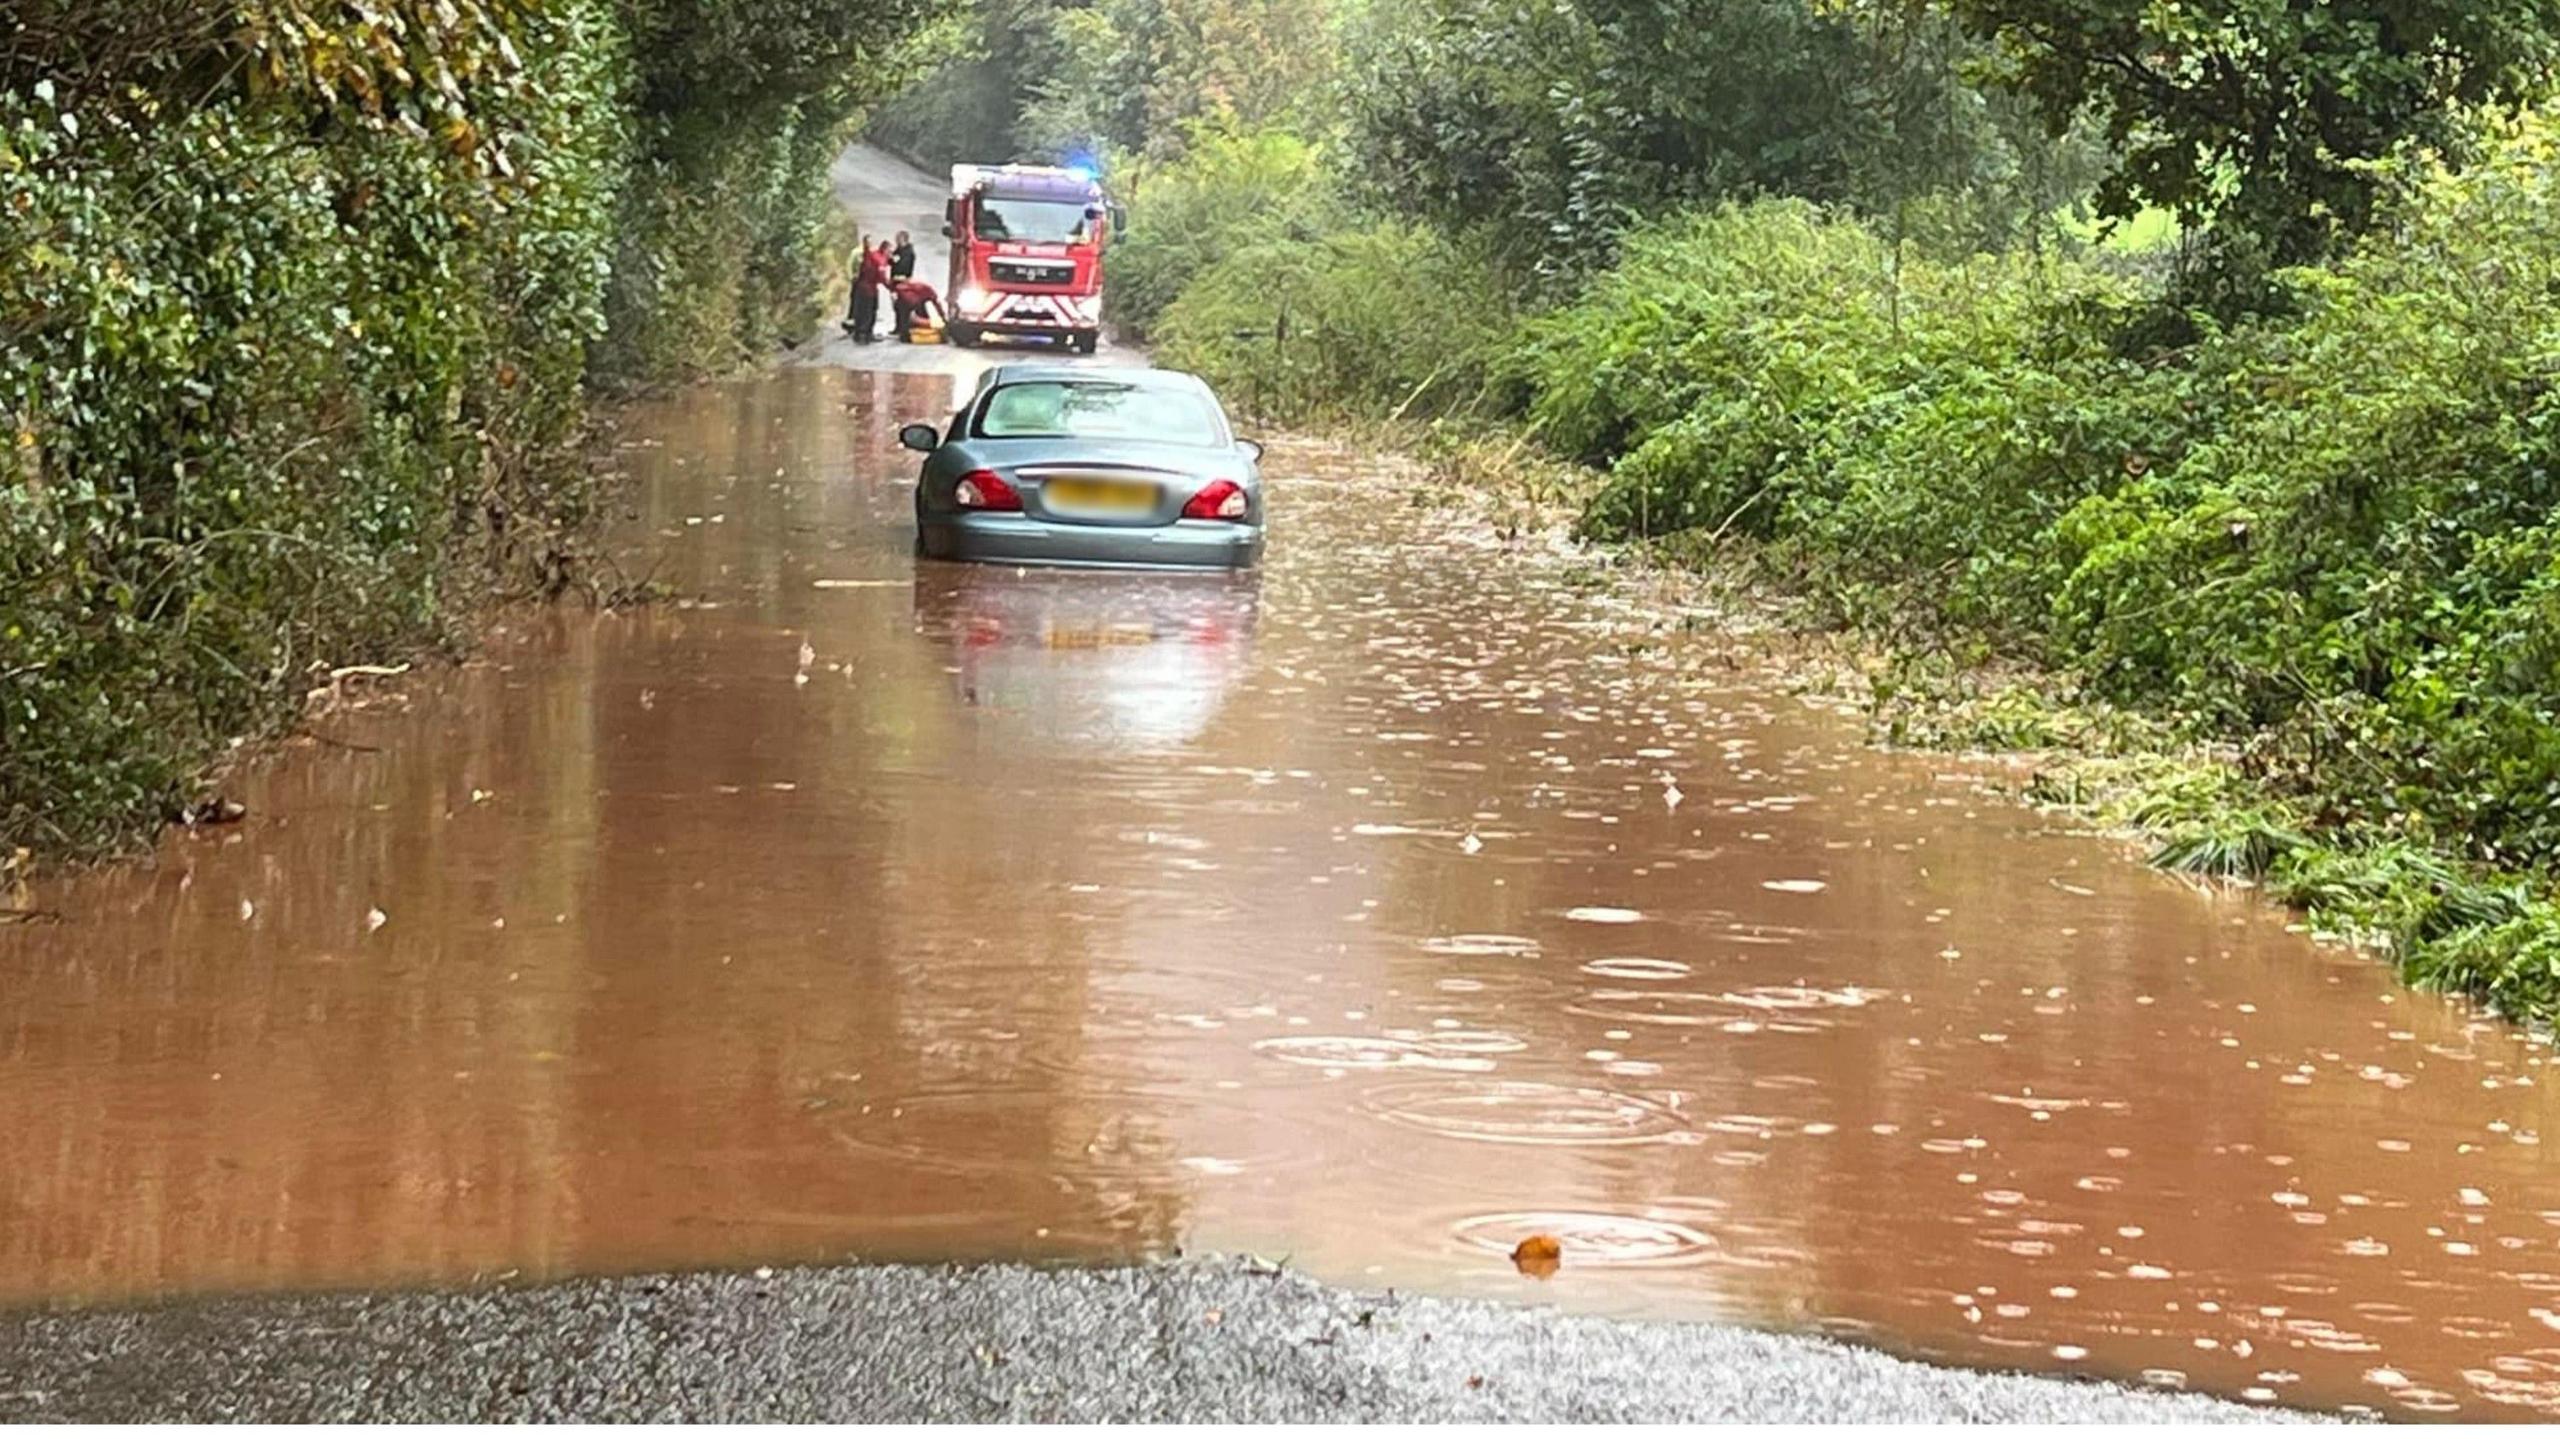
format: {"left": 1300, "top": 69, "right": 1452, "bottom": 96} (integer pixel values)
{"left": 799, "top": 143, "right": 1139, "bottom": 377}
{"left": 3, "top": 148, "right": 2556, "bottom": 1423}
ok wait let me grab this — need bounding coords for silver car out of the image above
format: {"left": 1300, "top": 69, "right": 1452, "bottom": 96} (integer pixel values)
{"left": 904, "top": 365, "right": 1266, "bottom": 570}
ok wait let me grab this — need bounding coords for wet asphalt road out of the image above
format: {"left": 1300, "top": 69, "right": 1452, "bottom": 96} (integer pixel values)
{"left": 0, "top": 1259, "right": 2309, "bottom": 1423}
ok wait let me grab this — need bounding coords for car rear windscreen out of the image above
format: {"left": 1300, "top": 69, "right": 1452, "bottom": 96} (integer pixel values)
{"left": 977, "top": 382, "right": 1222, "bottom": 446}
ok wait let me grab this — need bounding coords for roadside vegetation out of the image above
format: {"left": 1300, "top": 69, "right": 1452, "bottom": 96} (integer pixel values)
{"left": 2, "top": 0, "right": 938, "bottom": 860}
{"left": 874, "top": 0, "right": 2560, "bottom": 1022}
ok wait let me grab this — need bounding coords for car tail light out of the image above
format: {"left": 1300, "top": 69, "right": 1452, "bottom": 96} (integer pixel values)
{"left": 954, "top": 469, "right": 1021, "bottom": 512}
{"left": 1182, "top": 479, "right": 1248, "bottom": 521}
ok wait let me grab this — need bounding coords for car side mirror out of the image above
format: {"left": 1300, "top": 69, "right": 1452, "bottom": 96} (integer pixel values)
{"left": 899, "top": 423, "right": 940, "bottom": 453}
{"left": 1110, "top": 204, "right": 1128, "bottom": 236}
{"left": 1238, "top": 438, "right": 1265, "bottom": 462}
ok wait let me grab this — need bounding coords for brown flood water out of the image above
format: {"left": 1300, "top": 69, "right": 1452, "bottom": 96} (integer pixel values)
{"left": 7, "top": 366, "right": 2559, "bottom": 1419}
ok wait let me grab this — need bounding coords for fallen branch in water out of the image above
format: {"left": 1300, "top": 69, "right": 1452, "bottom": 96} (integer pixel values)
{"left": 305, "top": 662, "right": 413, "bottom": 705}
{"left": 302, "top": 731, "right": 383, "bottom": 753}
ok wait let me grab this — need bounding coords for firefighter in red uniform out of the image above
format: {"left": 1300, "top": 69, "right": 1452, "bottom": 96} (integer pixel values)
{"left": 890, "top": 277, "right": 946, "bottom": 341}
{"left": 845, "top": 239, "right": 891, "bottom": 343}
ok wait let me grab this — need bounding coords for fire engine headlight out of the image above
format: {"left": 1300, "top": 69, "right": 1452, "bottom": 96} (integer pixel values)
{"left": 957, "top": 284, "right": 989, "bottom": 312}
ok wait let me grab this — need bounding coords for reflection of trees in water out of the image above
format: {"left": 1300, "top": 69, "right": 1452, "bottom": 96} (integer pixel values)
{"left": 0, "top": 609, "right": 605, "bottom": 1304}
{"left": 858, "top": 637, "right": 1191, "bottom": 1254}
{"left": 566, "top": 370, "right": 1188, "bottom": 1263}
{"left": 0, "top": 371, "right": 1191, "bottom": 1306}
{"left": 981, "top": 380, "right": 1214, "bottom": 443}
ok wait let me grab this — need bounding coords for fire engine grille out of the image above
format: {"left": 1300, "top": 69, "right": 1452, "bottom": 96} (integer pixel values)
{"left": 989, "top": 258, "right": 1076, "bottom": 287}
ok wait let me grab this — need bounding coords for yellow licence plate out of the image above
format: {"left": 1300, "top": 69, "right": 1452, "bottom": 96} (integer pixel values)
{"left": 1046, "top": 624, "right": 1157, "bottom": 649}
{"left": 1044, "top": 477, "right": 1156, "bottom": 514}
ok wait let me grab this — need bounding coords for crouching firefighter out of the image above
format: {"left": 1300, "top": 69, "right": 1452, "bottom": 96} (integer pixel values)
{"left": 892, "top": 278, "right": 947, "bottom": 342}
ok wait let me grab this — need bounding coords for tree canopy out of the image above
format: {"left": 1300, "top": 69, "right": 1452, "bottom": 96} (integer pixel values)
{"left": 870, "top": 0, "right": 2560, "bottom": 280}
{"left": 1944, "top": 0, "right": 2560, "bottom": 264}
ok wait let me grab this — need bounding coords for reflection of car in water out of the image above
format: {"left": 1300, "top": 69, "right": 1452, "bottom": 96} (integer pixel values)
{"left": 904, "top": 364, "right": 1266, "bottom": 572}
{"left": 911, "top": 562, "right": 1260, "bottom": 749}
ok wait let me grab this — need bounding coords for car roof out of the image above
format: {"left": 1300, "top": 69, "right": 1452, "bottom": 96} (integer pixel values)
{"left": 976, "top": 364, "right": 1213, "bottom": 394}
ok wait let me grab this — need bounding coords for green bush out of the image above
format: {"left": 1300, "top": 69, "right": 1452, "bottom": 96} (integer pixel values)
{"left": 2410, "top": 903, "right": 2560, "bottom": 1023}
{"left": 1155, "top": 219, "right": 1516, "bottom": 424}
{"left": 1517, "top": 207, "right": 1908, "bottom": 508}
{"left": 2, "top": 0, "right": 936, "bottom": 857}
{"left": 2050, "top": 119, "right": 2560, "bottom": 871}
{"left": 599, "top": 101, "right": 851, "bottom": 382}
{"left": 1520, "top": 205, "right": 2212, "bottom": 640}
{"left": 1112, "top": 124, "right": 1329, "bottom": 341}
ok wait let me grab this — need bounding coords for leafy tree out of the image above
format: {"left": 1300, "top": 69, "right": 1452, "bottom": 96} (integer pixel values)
{"left": 1109, "top": 122, "right": 1334, "bottom": 336}
{"left": 1334, "top": 0, "right": 2046, "bottom": 268}
{"left": 1020, "top": 0, "right": 1337, "bottom": 160}
{"left": 618, "top": 0, "right": 948, "bottom": 114}
{"left": 1942, "top": 0, "right": 2560, "bottom": 267}
{"left": 1016, "top": 0, "right": 1159, "bottom": 160}
{"left": 866, "top": 0, "right": 1333, "bottom": 167}
{"left": 600, "top": 0, "right": 952, "bottom": 375}
{"left": 859, "top": 3, "right": 1057, "bottom": 164}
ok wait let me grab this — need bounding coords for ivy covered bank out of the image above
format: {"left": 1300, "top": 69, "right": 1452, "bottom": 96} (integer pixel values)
{"left": 2, "top": 0, "right": 933, "bottom": 857}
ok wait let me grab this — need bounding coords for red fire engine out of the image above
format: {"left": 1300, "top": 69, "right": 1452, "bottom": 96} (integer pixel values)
{"left": 942, "top": 163, "right": 1120, "bottom": 354}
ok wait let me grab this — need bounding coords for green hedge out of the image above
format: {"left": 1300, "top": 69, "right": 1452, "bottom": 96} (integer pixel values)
{"left": 1155, "top": 221, "right": 1515, "bottom": 424}
{"left": 2, "top": 0, "right": 926, "bottom": 859}
{"left": 1127, "top": 128, "right": 1518, "bottom": 424}
{"left": 2, "top": 1, "right": 627, "bottom": 855}
{"left": 1517, "top": 204, "right": 2220, "bottom": 644}
{"left": 1110, "top": 125, "right": 1328, "bottom": 342}
{"left": 598, "top": 100, "right": 849, "bottom": 382}
{"left": 2048, "top": 135, "right": 2560, "bottom": 875}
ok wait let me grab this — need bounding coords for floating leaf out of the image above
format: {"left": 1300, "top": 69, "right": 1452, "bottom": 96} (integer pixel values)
{"left": 1511, "top": 1233, "right": 1562, "bottom": 1278}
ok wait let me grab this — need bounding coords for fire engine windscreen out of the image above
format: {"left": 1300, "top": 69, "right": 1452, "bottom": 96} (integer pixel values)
{"left": 975, "top": 196, "right": 1100, "bottom": 244}
{"left": 978, "top": 382, "right": 1221, "bottom": 445}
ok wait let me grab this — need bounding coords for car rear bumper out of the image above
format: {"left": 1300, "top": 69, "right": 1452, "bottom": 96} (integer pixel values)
{"left": 921, "top": 514, "right": 1263, "bottom": 570}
